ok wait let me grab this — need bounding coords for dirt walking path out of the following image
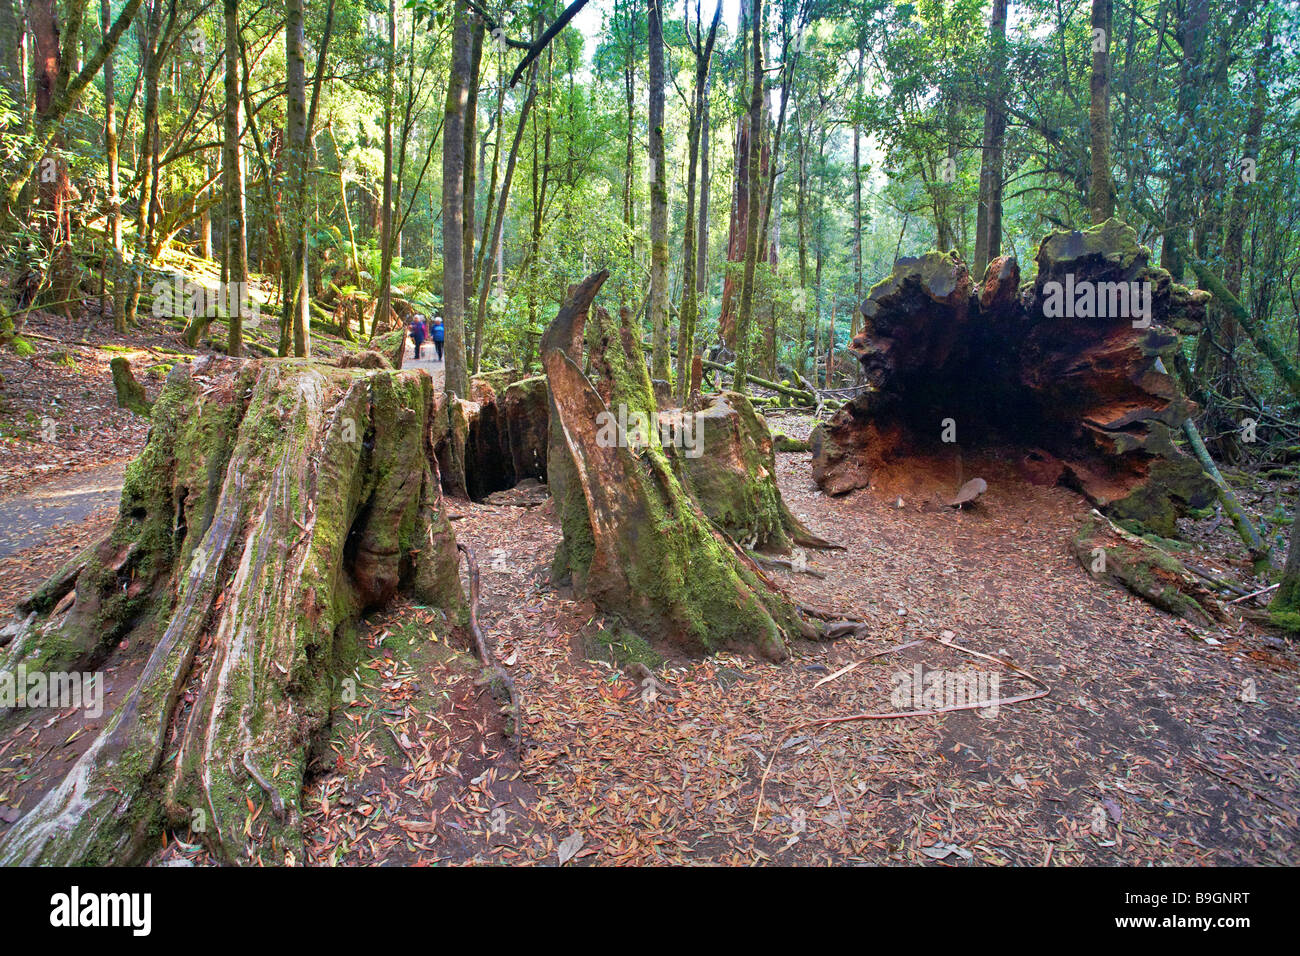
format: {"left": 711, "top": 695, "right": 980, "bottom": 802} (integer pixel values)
{"left": 0, "top": 460, "right": 127, "bottom": 561}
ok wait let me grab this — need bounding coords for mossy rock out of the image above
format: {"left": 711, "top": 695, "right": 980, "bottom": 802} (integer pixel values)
{"left": 772, "top": 430, "right": 810, "bottom": 453}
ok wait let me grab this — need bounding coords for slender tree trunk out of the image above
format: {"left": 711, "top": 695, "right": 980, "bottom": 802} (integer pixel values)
{"left": 795, "top": 99, "right": 810, "bottom": 375}
{"left": 462, "top": 18, "right": 484, "bottom": 312}
{"left": 282, "top": 0, "right": 311, "bottom": 356}
{"left": 1215, "top": 18, "right": 1272, "bottom": 398}
{"left": 852, "top": 49, "right": 862, "bottom": 328}
{"left": 442, "top": 0, "right": 472, "bottom": 398}
{"left": 1161, "top": 0, "right": 1209, "bottom": 280}
{"left": 1088, "top": 0, "right": 1114, "bottom": 224}
{"left": 732, "top": 0, "right": 763, "bottom": 390}
{"left": 647, "top": 0, "right": 670, "bottom": 382}
{"left": 474, "top": 62, "right": 537, "bottom": 374}
{"left": 100, "top": 0, "right": 126, "bottom": 331}
{"left": 222, "top": 0, "right": 247, "bottom": 353}
{"left": 696, "top": 84, "right": 710, "bottom": 313}
{"left": 376, "top": 0, "right": 397, "bottom": 338}
{"left": 674, "top": 2, "right": 720, "bottom": 403}
{"left": 974, "top": 0, "right": 1008, "bottom": 275}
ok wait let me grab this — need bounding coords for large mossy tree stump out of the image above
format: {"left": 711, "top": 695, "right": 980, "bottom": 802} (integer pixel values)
{"left": 0, "top": 356, "right": 463, "bottom": 865}
{"left": 541, "top": 271, "right": 817, "bottom": 661}
{"left": 663, "top": 390, "right": 833, "bottom": 553}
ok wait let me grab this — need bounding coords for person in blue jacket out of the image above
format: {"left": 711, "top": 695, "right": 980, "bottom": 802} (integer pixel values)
{"left": 409, "top": 316, "right": 427, "bottom": 359}
{"left": 431, "top": 316, "right": 445, "bottom": 361}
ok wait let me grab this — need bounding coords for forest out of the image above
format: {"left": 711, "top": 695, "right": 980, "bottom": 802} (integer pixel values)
{"left": 0, "top": 0, "right": 1297, "bottom": 872}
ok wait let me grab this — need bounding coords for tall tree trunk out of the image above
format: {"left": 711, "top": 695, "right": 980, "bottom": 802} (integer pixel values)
{"left": 732, "top": 0, "right": 763, "bottom": 391}
{"left": 647, "top": 0, "right": 670, "bottom": 382}
{"left": 1088, "top": 0, "right": 1114, "bottom": 224}
{"left": 974, "top": 0, "right": 1008, "bottom": 275}
{"left": 621, "top": 0, "right": 635, "bottom": 266}
{"left": 1160, "top": 0, "right": 1209, "bottom": 280}
{"left": 281, "top": 0, "right": 311, "bottom": 356}
{"left": 462, "top": 18, "right": 484, "bottom": 311}
{"left": 101, "top": 0, "right": 126, "bottom": 331}
{"left": 442, "top": 0, "right": 472, "bottom": 399}
{"left": 1214, "top": 17, "right": 1272, "bottom": 401}
{"left": 795, "top": 99, "right": 809, "bottom": 375}
{"left": 852, "top": 49, "right": 863, "bottom": 327}
{"left": 674, "top": 1, "right": 720, "bottom": 404}
{"left": 376, "top": 0, "right": 397, "bottom": 339}
{"left": 222, "top": 0, "right": 247, "bottom": 353}
{"left": 696, "top": 84, "right": 710, "bottom": 313}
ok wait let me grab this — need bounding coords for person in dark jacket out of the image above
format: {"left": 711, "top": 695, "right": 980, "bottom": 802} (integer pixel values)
{"left": 431, "top": 317, "right": 445, "bottom": 361}
{"left": 410, "top": 317, "right": 427, "bottom": 358}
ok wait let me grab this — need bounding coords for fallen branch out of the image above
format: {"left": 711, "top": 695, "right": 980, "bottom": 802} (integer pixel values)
{"left": 753, "top": 633, "right": 1051, "bottom": 831}
{"left": 1228, "top": 582, "right": 1279, "bottom": 605}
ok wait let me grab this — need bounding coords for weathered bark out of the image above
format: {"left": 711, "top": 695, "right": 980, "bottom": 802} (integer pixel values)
{"left": 542, "top": 271, "right": 819, "bottom": 661}
{"left": 0, "top": 358, "right": 463, "bottom": 865}
{"left": 814, "top": 220, "right": 1216, "bottom": 537}
{"left": 431, "top": 372, "right": 550, "bottom": 502}
{"left": 665, "top": 390, "right": 832, "bottom": 554}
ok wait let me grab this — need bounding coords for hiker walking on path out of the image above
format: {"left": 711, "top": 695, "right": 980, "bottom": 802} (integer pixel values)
{"left": 410, "top": 316, "right": 427, "bottom": 359}
{"left": 431, "top": 316, "right": 444, "bottom": 361}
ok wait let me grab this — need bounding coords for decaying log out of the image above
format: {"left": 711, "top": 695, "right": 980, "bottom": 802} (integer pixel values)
{"left": 1071, "top": 510, "right": 1228, "bottom": 625}
{"left": 813, "top": 219, "right": 1216, "bottom": 536}
{"left": 0, "top": 356, "right": 464, "bottom": 865}
{"left": 542, "top": 271, "right": 818, "bottom": 661}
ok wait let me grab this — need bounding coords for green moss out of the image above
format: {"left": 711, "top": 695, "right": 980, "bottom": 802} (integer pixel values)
{"left": 1268, "top": 610, "right": 1300, "bottom": 633}
{"left": 772, "top": 431, "right": 810, "bottom": 453}
{"left": 587, "top": 625, "right": 663, "bottom": 668}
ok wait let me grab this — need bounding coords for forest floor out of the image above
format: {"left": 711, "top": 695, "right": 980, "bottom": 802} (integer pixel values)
{"left": 277, "top": 433, "right": 1300, "bottom": 866}
{"left": 2, "top": 311, "right": 1297, "bottom": 866}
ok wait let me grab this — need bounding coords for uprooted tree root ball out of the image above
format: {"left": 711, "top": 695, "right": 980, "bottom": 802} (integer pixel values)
{"left": 812, "top": 220, "right": 1216, "bottom": 536}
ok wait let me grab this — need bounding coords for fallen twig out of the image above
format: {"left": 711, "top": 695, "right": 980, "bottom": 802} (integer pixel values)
{"left": 753, "top": 632, "right": 1051, "bottom": 832}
